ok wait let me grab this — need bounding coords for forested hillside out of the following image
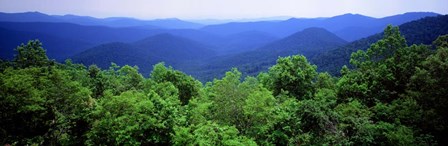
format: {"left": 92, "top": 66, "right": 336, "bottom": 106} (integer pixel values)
{"left": 72, "top": 34, "right": 217, "bottom": 77}
{"left": 196, "top": 27, "right": 347, "bottom": 81}
{"left": 1, "top": 25, "right": 447, "bottom": 145}
{"left": 66, "top": 15, "right": 448, "bottom": 82}
{"left": 312, "top": 15, "right": 448, "bottom": 75}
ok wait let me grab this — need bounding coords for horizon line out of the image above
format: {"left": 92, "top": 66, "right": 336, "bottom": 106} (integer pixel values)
{"left": 0, "top": 11, "right": 442, "bottom": 21}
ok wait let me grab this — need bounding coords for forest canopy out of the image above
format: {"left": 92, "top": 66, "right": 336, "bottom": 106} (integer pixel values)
{"left": 1, "top": 25, "right": 448, "bottom": 145}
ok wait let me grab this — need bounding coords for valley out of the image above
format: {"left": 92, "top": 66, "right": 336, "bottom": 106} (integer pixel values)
{"left": 0, "top": 12, "right": 443, "bottom": 81}
{"left": 1, "top": 8, "right": 448, "bottom": 145}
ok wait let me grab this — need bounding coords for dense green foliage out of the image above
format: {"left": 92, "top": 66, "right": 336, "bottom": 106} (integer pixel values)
{"left": 312, "top": 15, "right": 448, "bottom": 75}
{"left": 1, "top": 25, "right": 448, "bottom": 145}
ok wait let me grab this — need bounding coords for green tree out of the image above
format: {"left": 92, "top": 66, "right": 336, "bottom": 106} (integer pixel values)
{"left": 295, "top": 89, "right": 341, "bottom": 145}
{"left": 173, "top": 122, "right": 257, "bottom": 146}
{"left": 0, "top": 58, "right": 11, "bottom": 72}
{"left": 208, "top": 68, "right": 247, "bottom": 128}
{"left": 0, "top": 67, "right": 93, "bottom": 145}
{"left": 341, "top": 25, "right": 431, "bottom": 106}
{"left": 151, "top": 63, "right": 202, "bottom": 105}
{"left": 88, "top": 64, "right": 105, "bottom": 98}
{"left": 315, "top": 72, "right": 336, "bottom": 90}
{"left": 117, "top": 65, "right": 144, "bottom": 91}
{"left": 205, "top": 69, "right": 281, "bottom": 144}
{"left": 241, "top": 79, "right": 278, "bottom": 144}
{"left": 99, "top": 63, "right": 144, "bottom": 95}
{"left": 86, "top": 85, "right": 184, "bottom": 145}
{"left": 13, "top": 40, "right": 50, "bottom": 68}
{"left": 335, "top": 100, "right": 375, "bottom": 145}
{"left": 407, "top": 35, "right": 448, "bottom": 145}
{"left": 262, "top": 55, "right": 317, "bottom": 100}
{"left": 86, "top": 90, "right": 155, "bottom": 145}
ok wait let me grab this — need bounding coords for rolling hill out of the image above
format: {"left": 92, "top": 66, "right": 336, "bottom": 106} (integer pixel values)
{"left": 310, "top": 15, "right": 448, "bottom": 75}
{"left": 72, "top": 34, "right": 217, "bottom": 76}
{"left": 193, "top": 27, "right": 348, "bottom": 81}
{"left": 0, "top": 21, "right": 162, "bottom": 60}
{"left": 201, "top": 12, "right": 439, "bottom": 41}
{"left": 1, "top": 11, "right": 445, "bottom": 82}
{"left": 0, "top": 21, "right": 157, "bottom": 44}
{"left": 0, "top": 27, "right": 92, "bottom": 60}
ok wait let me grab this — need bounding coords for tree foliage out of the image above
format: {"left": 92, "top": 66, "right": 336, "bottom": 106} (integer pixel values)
{"left": 1, "top": 27, "right": 448, "bottom": 145}
{"left": 262, "top": 55, "right": 317, "bottom": 100}
{"left": 13, "top": 40, "right": 50, "bottom": 68}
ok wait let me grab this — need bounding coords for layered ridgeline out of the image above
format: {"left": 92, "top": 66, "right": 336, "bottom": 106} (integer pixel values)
{"left": 0, "top": 12, "right": 438, "bottom": 60}
{"left": 1, "top": 26, "right": 448, "bottom": 145}
{"left": 196, "top": 27, "right": 347, "bottom": 81}
{"left": 0, "top": 22, "right": 277, "bottom": 61}
{"left": 311, "top": 15, "right": 448, "bottom": 75}
{"left": 195, "top": 14, "right": 448, "bottom": 81}
{"left": 0, "top": 11, "right": 203, "bottom": 29}
{"left": 72, "top": 34, "right": 216, "bottom": 76}
{"left": 67, "top": 14, "right": 448, "bottom": 81}
{"left": 0, "top": 21, "right": 159, "bottom": 60}
{"left": 201, "top": 12, "right": 438, "bottom": 41}
{"left": 0, "top": 12, "right": 443, "bottom": 82}
{"left": 70, "top": 27, "right": 347, "bottom": 81}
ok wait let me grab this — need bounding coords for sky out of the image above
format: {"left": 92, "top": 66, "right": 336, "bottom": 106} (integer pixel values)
{"left": 0, "top": 0, "right": 447, "bottom": 19}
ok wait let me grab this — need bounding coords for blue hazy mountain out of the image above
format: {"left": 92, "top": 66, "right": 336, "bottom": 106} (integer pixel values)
{"left": 188, "top": 16, "right": 292, "bottom": 25}
{"left": 0, "top": 20, "right": 278, "bottom": 61}
{"left": 201, "top": 12, "right": 439, "bottom": 41}
{"left": 194, "top": 27, "right": 348, "bottom": 81}
{"left": 0, "top": 21, "right": 165, "bottom": 60}
{"left": 0, "top": 12, "right": 203, "bottom": 29}
{"left": 72, "top": 33, "right": 217, "bottom": 75}
{"left": 61, "top": 16, "right": 203, "bottom": 29}
{"left": 205, "top": 31, "right": 279, "bottom": 55}
{"left": 71, "top": 27, "right": 345, "bottom": 81}
{"left": 0, "top": 11, "right": 62, "bottom": 22}
{"left": 1, "top": 11, "right": 445, "bottom": 82}
{"left": 0, "top": 27, "right": 92, "bottom": 60}
{"left": 0, "top": 21, "right": 159, "bottom": 43}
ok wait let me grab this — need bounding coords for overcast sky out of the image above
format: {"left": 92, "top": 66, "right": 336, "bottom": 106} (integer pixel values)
{"left": 0, "top": 0, "right": 447, "bottom": 19}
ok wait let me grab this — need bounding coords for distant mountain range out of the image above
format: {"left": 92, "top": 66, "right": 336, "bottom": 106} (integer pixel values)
{"left": 201, "top": 12, "right": 439, "bottom": 41}
{"left": 0, "top": 21, "right": 159, "bottom": 60}
{"left": 0, "top": 11, "right": 439, "bottom": 41}
{"left": 193, "top": 27, "right": 348, "bottom": 80}
{"left": 72, "top": 34, "right": 217, "bottom": 76}
{"left": 0, "top": 11, "right": 445, "bottom": 81}
{"left": 0, "top": 12, "right": 203, "bottom": 29}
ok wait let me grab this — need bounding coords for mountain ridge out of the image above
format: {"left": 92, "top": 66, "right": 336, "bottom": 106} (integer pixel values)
{"left": 201, "top": 12, "right": 439, "bottom": 41}
{"left": 193, "top": 27, "right": 347, "bottom": 81}
{"left": 72, "top": 33, "right": 217, "bottom": 76}
{"left": 311, "top": 14, "right": 448, "bottom": 75}
{"left": 0, "top": 11, "right": 203, "bottom": 29}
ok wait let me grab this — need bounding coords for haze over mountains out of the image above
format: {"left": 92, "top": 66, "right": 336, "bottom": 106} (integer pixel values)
{"left": 200, "top": 12, "right": 439, "bottom": 41}
{"left": 72, "top": 33, "right": 217, "bottom": 75}
{"left": 197, "top": 27, "right": 348, "bottom": 79}
{"left": 0, "top": 11, "right": 445, "bottom": 81}
{"left": 0, "top": 12, "right": 203, "bottom": 29}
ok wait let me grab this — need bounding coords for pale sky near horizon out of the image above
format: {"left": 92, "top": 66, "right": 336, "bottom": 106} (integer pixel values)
{"left": 0, "top": 0, "right": 447, "bottom": 19}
